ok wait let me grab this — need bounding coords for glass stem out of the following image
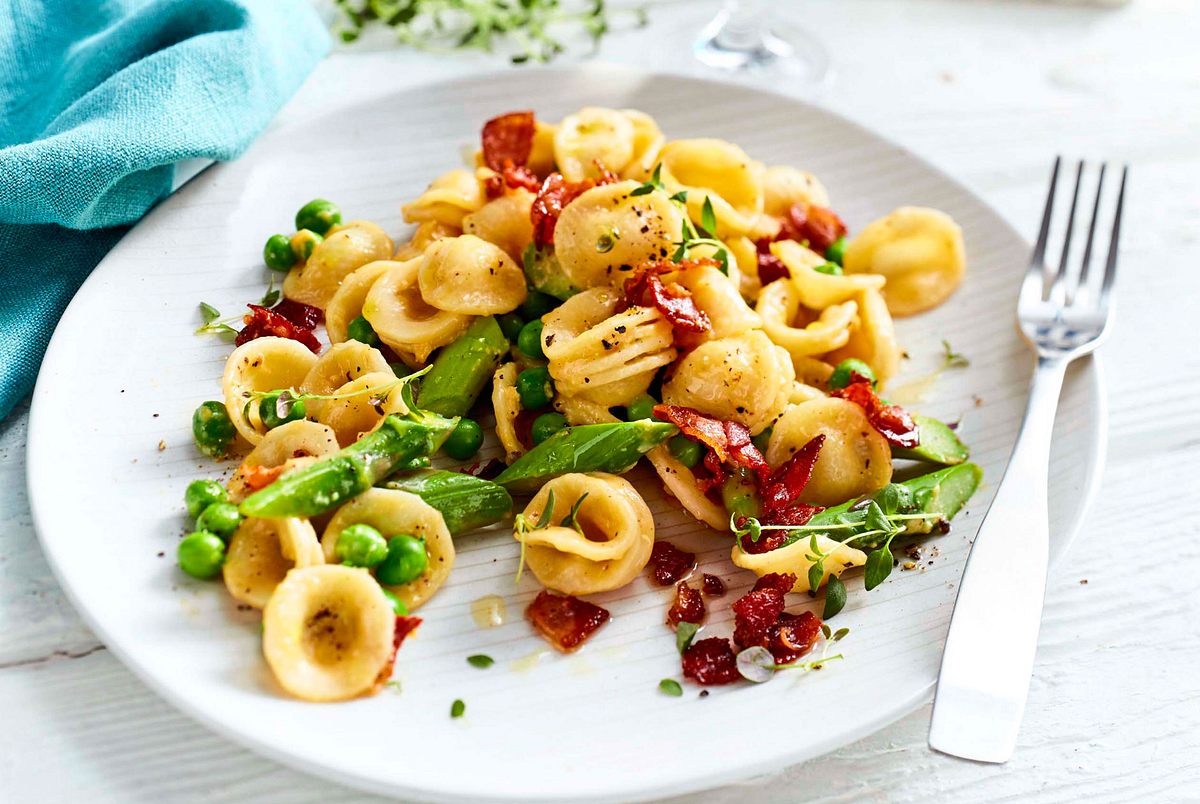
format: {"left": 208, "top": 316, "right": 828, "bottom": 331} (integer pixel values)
{"left": 713, "top": 1, "right": 770, "bottom": 52}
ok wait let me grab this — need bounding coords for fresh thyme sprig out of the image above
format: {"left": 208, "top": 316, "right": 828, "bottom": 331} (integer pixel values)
{"left": 941, "top": 339, "right": 970, "bottom": 369}
{"left": 515, "top": 488, "right": 590, "bottom": 582}
{"left": 195, "top": 302, "right": 240, "bottom": 339}
{"left": 632, "top": 165, "right": 732, "bottom": 273}
{"left": 244, "top": 366, "right": 430, "bottom": 419}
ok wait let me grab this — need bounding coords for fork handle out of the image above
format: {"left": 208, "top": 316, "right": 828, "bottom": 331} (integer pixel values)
{"left": 928, "top": 355, "right": 1068, "bottom": 763}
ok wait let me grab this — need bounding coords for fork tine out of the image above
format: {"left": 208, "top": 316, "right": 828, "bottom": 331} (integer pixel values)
{"left": 1029, "top": 157, "right": 1061, "bottom": 278}
{"left": 1070, "top": 162, "right": 1107, "bottom": 305}
{"left": 1098, "top": 165, "right": 1127, "bottom": 306}
{"left": 1049, "top": 160, "right": 1085, "bottom": 302}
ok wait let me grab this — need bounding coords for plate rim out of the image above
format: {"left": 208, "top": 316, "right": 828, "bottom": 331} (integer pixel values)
{"left": 24, "top": 61, "right": 1106, "bottom": 803}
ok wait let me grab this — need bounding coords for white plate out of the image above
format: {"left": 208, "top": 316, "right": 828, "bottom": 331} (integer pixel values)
{"left": 27, "top": 65, "right": 1104, "bottom": 803}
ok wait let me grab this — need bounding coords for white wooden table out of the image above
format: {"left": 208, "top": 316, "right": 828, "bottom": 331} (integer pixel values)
{"left": 4, "top": 1, "right": 1199, "bottom": 800}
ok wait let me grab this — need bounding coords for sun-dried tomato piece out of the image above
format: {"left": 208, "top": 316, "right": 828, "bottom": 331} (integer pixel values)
{"left": 236, "top": 304, "right": 321, "bottom": 353}
{"left": 459, "top": 457, "right": 506, "bottom": 480}
{"left": 832, "top": 379, "right": 920, "bottom": 448}
{"left": 681, "top": 637, "right": 740, "bottom": 685}
{"left": 481, "top": 110, "right": 535, "bottom": 172}
{"left": 529, "top": 169, "right": 618, "bottom": 246}
{"left": 753, "top": 572, "right": 798, "bottom": 595}
{"left": 649, "top": 541, "right": 696, "bottom": 586}
{"left": 653, "top": 405, "right": 769, "bottom": 476}
{"left": 271, "top": 298, "right": 323, "bottom": 330}
{"left": 694, "top": 450, "right": 728, "bottom": 496}
{"left": 526, "top": 590, "right": 610, "bottom": 653}
{"left": 667, "top": 583, "right": 705, "bottom": 626}
{"left": 777, "top": 203, "right": 847, "bottom": 254}
{"left": 767, "top": 611, "right": 822, "bottom": 665}
{"left": 753, "top": 237, "right": 792, "bottom": 285}
{"left": 732, "top": 587, "right": 787, "bottom": 649}
{"left": 484, "top": 164, "right": 543, "bottom": 199}
{"left": 702, "top": 574, "right": 726, "bottom": 597}
{"left": 758, "top": 434, "right": 826, "bottom": 526}
{"left": 376, "top": 615, "right": 423, "bottom": 686}
{"left": 621, "top": 269, "right": 711, "bottom": 335}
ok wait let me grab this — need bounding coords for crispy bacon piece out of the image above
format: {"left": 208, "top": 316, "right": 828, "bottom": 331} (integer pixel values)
{"left": 702, "top": 574, "right": 726, "bottom": 597}
{"left": 481, "top": 111, "right": 535, "bottom": 172}
{"left": 529, "top": 168, "right": 618, "bottom": 246}
{"left": 777, "top": 203, "right": 847, "bottom": 254}
{"left": 483, "top": 164, "right": 542, "bottom": 199}
{"left": 458, "top": 457, "right": 506, "bottom": 480}
{"left": 758, "top": 434, "right": 826, "bottom": 526}
{"left": 667, "top": 583, "right": 705, "bottom": 626}
{"left": 694, "top": 450, "right": 728, "bottom": 496}
{"left": 832, "top": 379, "right": 920, "bottom": 448}
{"left": 754, "top": 239, "right": 791, "bottom": 285}
{"left": 768, "top": 611, "right": 822, "bottom": 665}
{"left": 376, "top": 615, "right": 423, "bottom": 687}
{"left": 731, "top": 572, "right": 821, "bottom": 664}
{"left": 526, "top": 591, "right": 610, "bottom": 653}
{"left": 653, "top": 405, "right": 769, "bottom": 476}
{"left": 240, "top": 463, "right": 287, "bottom": 492}
{"left": 649, "top": 541, "right": 696, "bottom": 586}
{"left": 732, "top": 585, "right": 789, "bottom": 649}
{"left": 681, "top": 637, "right": 740, "bottom": 685}
{"left": 236, "top": 304, "right": 321, "bottom": 353}
{"left": 621, "top": 270, "right": 711, "bottom": 335}
{"left": 272, "top": 298, "right": 323, "bottom": 330}
{"left": 753, "top": 572, "right": 798, "bottom": 596}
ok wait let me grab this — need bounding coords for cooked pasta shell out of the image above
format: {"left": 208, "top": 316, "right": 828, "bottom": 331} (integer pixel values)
{"left": 462, "top": 189, "right": 535, "bottom": 261}
{"left": 826, "top": 288, "right": 902, "bottom": 385}
{"left": 791, "top": 355, "right": 836, "bottom": 388}
{"left": 646, "top": 445, "right": 729, "bottom": 531}
{"left": 517, "top": 472, "right": 654, "bottom": 595}
{"left": 771, "top": 240, "right": 886, "bottom": 308}
{"left": 324, "top": 260, "right": 393, "bottom": 345}
{"left": 728, "top": 236, "right": 763, "bottom": 301}
{"left": 528, "top": 119, "right": 558, "bottom": 176}
{"left": 401, "top": 169, "right": 484, "bottom": 228}
{"left": 731, "top": 535, "right": 867, "bottom": 593}
{"left": 492, "top": 363, "right": 524, "bottom": 463}
{"left": 762, "top": 165, "right": 830, "bottom": 216}
{"left": 757, "top": 277, "right": 857, "bottom": 358}
{"left": 554, "top": 107, "right": 636, "bottom": 181}
{"left": 662, "top": 329, "right": 794, "bottom": 434}
{"left": 318, "top": 371, "right": 409, "bottom": 447}
{"left": 298, "top": 340, "right": 393, "bottom": 420}
{"left": 362, "top": 257, "right": 472, "bottom": 366}
{"left": 663, "top": 262, "right": 760, "bottom": 339}
{"left": 222, "top": 337, "right": 319, "bottom": 446}
{"left": 223, "top": 516, "right": 324, "bottom": 609}
{"left": 660, "top": 139, "right": 765, "bottom": 238}
{"left": 555, "top": 394, "right": 620, "bottom": 426}
{"left": 417, "top": 234, "right": 527, "bottom": 315}
{"left": 393, "top": 221, "right": 459, "bottom": 262}
{"left": 553, "top": 180, "right": 684, "bottom": 291}
{"left": 322, "top": 488, "right": 455, "bottom": 611}
{"left": 766, "top": 398, "right": 892, "bottom": 506}
{"left": 620, "top": 109, "right": 665, "bottom": 180}
{"left": 843, "top": 206, "right": 966, "bottom": 316}
{"left": 283, "top": 220, "right": 394, "bottom": 309}
{"left": 226, "top": 421, "right": 339, "bottom": 503}
{"left": 262, "top": 565, "right": 399, "bottom": 702}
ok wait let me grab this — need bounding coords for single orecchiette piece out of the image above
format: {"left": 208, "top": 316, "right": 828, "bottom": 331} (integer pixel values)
{"left": 223, "top": 516, "right": 323, "bottom": 609}
{"left": 298, "top": 340, "right": 393, "bottom": 419}
{"left": 761, "top": 165, "right": 830, "bottom": 216}
{"left": 554, "top": 107, "right": 637, "bottom": 181}
{"left": 283, "top": 220, "right": 394, "bottom": 309}
{"left": 542, "top": 287, "right": 675, "bottom": 407}
{"left": 400, "top": 169, "right": 484, "bottom": 228}
{"left": 620, "top": 109, "right": 665, "bottom": 180}
{"left": 662, "top": 329, "right": 794, "bottom": 434}
{"left": 262, "top": 565, "right": 399, "bottom": 702}
{"left": 362, "top": 257, "right": 472, "bottom": 366}
{"left": 461, "top": 188, "right": 535, "bottom": 260}
{"left": 417, "top": 234, "right": 527, "bottom": 315}
{"left": 392, "top": 221, "right": 458, "bottom": 262}
{"left": 728, "top": 236, "right": 764, "bottom": 301}
{"left": 843, "top": 206, "right": 966, "bottom": 316}
{"left": 325, "top": 260, "right": 393, "bottom": 344}
{"left": 791, "top": 355, "right": 836, "bottom": 388}
{"left": 826, "top": 288, "right": 902, "bottom": 384}
{"left": 322, "top": 488, "right": 455, "bottom": 611}
{"left": 766, "top": 398, "right": 892, "bottom": 506}
{"left": 555, "top": 394, "right": 620, "bottom": 426}
{"left": 516, "top": 472, "right": 654, "bottom": 595}
{"left": 660, "top": 139, "right": 765, "bottom": 237}
{"left": 663, "top": 262, "right": 760, "bottom": 339}
{"left": 528, "top": 119, "right": 558, "bottom": 176}
{"left": 646, "top": 445, "right": 729, "bottom": 531}
{"left": 226, "top": 420, "right": 339, "bottom": 503}
{"left": 756, "top": 277, "right": 858, "bottom": 358}
{"left": 492, "top": 363, "right": 524, "bottom": 463}
{"left": 732, "top": 535, "right": 867, "bottom": 593}
{"left": 553, "top": 180, "right": 683, "bottom": 292}
{"left": 318, "top": 370, "right": 410, "bottom": 447}
{"left": 771, "top": 239, "right": 886, "bottom": 308}
{"left": 222, "top": 337, "right": 318, "bottom": 446}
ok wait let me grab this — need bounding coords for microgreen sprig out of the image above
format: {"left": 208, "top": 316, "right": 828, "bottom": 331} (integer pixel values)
{"left": 632, "top": 164, "right": 732, "bottom": 274}
{"left": 195, "top": 302, "right": 240, "bottom": 339}
{"left": 736, "top": 624, "right": 850, "bottom": 683}
{"left": 941, "top": 339, "right": 970, "bottom": 370}
{"left": 244, "top": 367, "right": 430, "bottom": 419}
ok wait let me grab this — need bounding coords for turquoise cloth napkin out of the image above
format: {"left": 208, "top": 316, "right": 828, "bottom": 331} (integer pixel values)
{"left": 0, "top": 0, "right": 329, "bottom": 421}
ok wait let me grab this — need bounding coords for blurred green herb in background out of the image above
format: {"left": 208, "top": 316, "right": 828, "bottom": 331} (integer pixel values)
{"left": 332, "top": 0, "right": 649, "bottom": 63}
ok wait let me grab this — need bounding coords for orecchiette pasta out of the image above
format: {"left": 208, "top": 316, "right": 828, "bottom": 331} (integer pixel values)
{"left": 660, "top": 139, "right": 765, "bottom": 237}
{"left": 771, "top": 239, "right": 886, "bottom": 308}
{"left": 324, "top": 260, "right": 393, "bottom": 344}
{"left": 461, "top": 189, "right": 535, "bottom": 261}
{"left": 762, "top": 165, "right": 830, "bottom": 216}
{"left": 766, "top": 398, "right": 892, "bottom": 506}
{"left": 400, "top": 169, "right": 484, "bottom": 228}
{"left": 620, "top": 109, "right": 665, "bottom": 180}
{"left": 516, "top": 472, "right": 654, "bottom": 595}
{"left": 646, "top": 445, "right": 729, "bottom": 531}
{"left": 728, "top": 235, "right": 764, "bottom": 301}
{"left": 262, "top": 565, "right": 398, "bottom": 702}
{"left": 322, "top": 488, "right": 455, "bottom": 611}
{"left": 554, "top": 107, "right": 636, "bottom": 181}
{"left": 826, "top": 288, "right": 902, "bottom": 384}
{"left": 663, "top": 262, "right": 760, "bottom": 339}
{"left": 492, "top": 363, "right": 524, "bottom": 463}
{"left": 392, "top": 221, "right": 458, "bottom": 261}
{"left": 298, "top": 340, "right": 393, "bottom": 420}
{"left": 843, "top": 206, "right": 966, "bottom": 316}
{"left": 732, "top": 535, "right": 867, "bottom": 593}
{"left": 362, "top": 257, "right": 472, "bottom": 366}
{"left": 553, "top": 180, "right": 684, "bottom": 292}
{"left": 283, "top": 220, "right": 394, "bottom": 309}
{"left": 226, "top": 420, "right": 339, "bottom": 503}
{"left": 223, "top": 516, "right": 324, "bottom": 608}
{"left": 417, "top": 235, "right": 527, "bottom": 315}
{"left": 527, "top": 119, "right": 558, "bottom": 176}
{"left": 319, "top": 370, "right": 409, "bottom": 447}
{"left": 756, "top": 277, "right": 857, "bottom": 358}
{"left": 662, "top": 329, "right": 794, "bottom": 434}
{"left": 222, "top": 337, "right": 318, "bottom": 446}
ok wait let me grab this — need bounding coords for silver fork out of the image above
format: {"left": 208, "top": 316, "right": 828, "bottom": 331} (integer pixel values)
{"left": 928, "top": 158, "right": 1127, "bottom": 763}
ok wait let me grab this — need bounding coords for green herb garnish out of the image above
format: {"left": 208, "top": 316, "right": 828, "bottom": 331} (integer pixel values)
{"left": 675, "top": 621, "right": 700, "bottom": 654}
{"left": 467, "top": 654, "right": 495, "bottom": 669}
{"left": 941, "top": 339, "right": 970, "bottom": 369}
{"left": 450, "top": 698, "right": 466, "bottom": 718}
{"left": 658, "top": 678, "right": 683, "bottom": 697}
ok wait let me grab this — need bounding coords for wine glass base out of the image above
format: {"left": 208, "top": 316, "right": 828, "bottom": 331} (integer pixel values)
{"left": 693, "top": 18, "right": 831, "bottom": 84}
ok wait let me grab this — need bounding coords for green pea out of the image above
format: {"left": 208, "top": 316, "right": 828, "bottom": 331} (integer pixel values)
{"left": 177, "top": 531, "right": 226, "bottom": 580}
{"left": 347, "top": 315, "right": 379, "bottom": 346}
{"left": 192, "top": 401, "right": 236, "bottom": 459}
{"left": 667, "top": 435, "right": 703, "bottom": 468}
{"left": 497, "top": 313, "right": 526, "bottom": 342}
{"left": 290, "top": 229, "right": 323, "bottom": 261}
{"left": 829, "top": 358, "right": 876, "bottom": 390}
{"left": 263, "top": 234, "right": 295, "bottom": 272}
{"left": 813, "top": 261, "right": 843, "bottom": 276}
{"left": 751, "top": 426, "right": 773, "bottom": 454}
{"left": 295, "top": 199, "right": 342, "bottom": 236}
{"left": 258, "top": 391, "right": 307, "bottom": 430}
{"left": 721, "top": 468, "right": 761, "bottom": 521}
{"left": 336, "top": 523, "right": 389, "bottom": 568}
{"left": 517, "top": 319, "right": 545, "bottom": 359}
{"left": 375, "top": 535, "right": 428, "bottom": 586}
{"left": 825, "top": 236, "right": 847, "bottom": 266}
{"left": 443, "top": 418, "right": 484, "bottom": 460}
{"left": 625, "top": 393, "right": 658, "bottom": 422}
{"left": 516, "top": 366, "right": 554, "bottom": 410}
{"left": 184, "top": 479, "right": 227, "bottom": 519}
{"left": 519, "top": 289, "right": 557, "bottom": 321}
{"left": 196, "top": 502, "right": 242, "bottom": 541}
{"left": 381, "top": 587, "right": 409, "bottom": 616}
{"left": 531, "top": 412, "right": 568, "bottom": 445}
